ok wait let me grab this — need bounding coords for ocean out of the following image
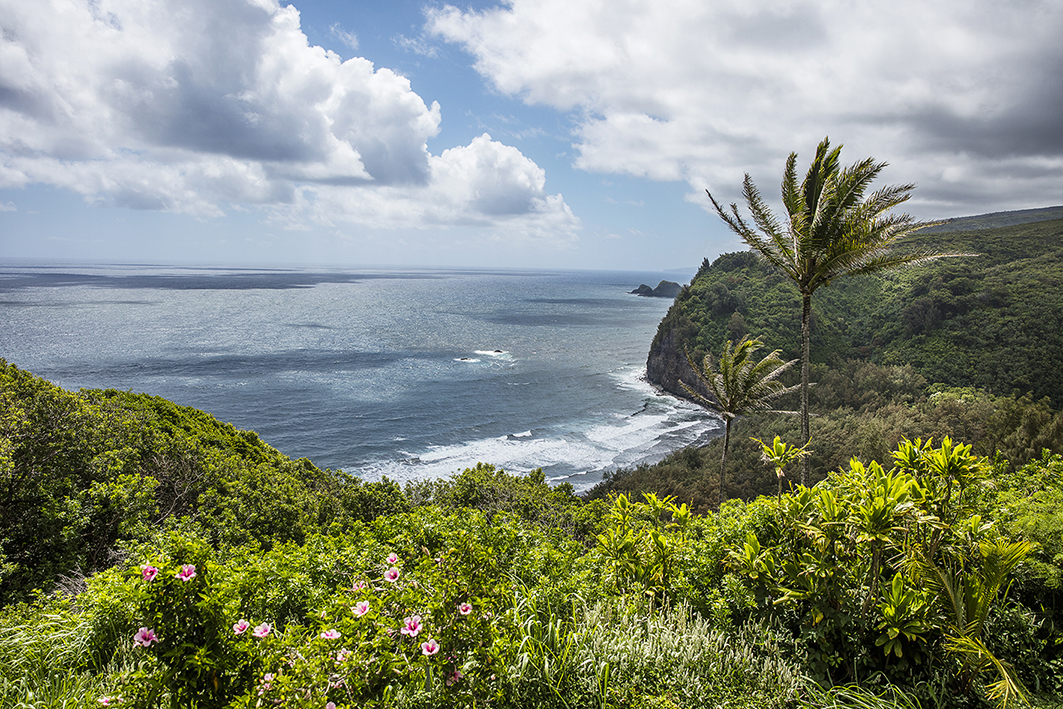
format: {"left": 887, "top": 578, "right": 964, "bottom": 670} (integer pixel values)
{"left": 0, "top": 264, "right": 720, "bottom": 490}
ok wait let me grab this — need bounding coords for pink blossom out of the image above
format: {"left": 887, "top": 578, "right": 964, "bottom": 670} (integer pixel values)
{"left": 336, "top": 648, "right": 350, "bottom": 663}
{"left": 258, "top": 673, "right": 274, "bottom": 696}
{"left": 252, "top": 622, "right": 271, "bottom": 638}
{"left": 326, "top": 703, "right": 336, "bottom": 709}
{"left": 458, "top": 602, "right": 473, "bottom": 616}
{"left": 421, "top": 638, "right": 440, "bottom": 656}
{"left": 141, "top": 566, "right": 158, "bottom": 582}
{"left": 386, "top": 552, "right": 399, "bottom": 565}
{"left": 133, "top": 627, "right": 157, "bottom": 648}
{"left": 384, "top": 567, "right": 400, "bottom": 583}
{"left": 99, "top": 697, "right": 121, "bottom": 706}
{"left": 320, "top": 629, "right": 341, "bottom": 640}
{"left": 353, "top": 601, "right": 370, "bottom": 617}
{"left": 233, "top": 619, "right": 250, "bottom": 635}
{"left": 400, "top": 615, "right": 422, "bottom": 637}
{"left": 352, "top": 580, "right": 367, "bottom": 590}
{"left": 446, "top": 669, "right": 464, "bottom": 687}
{"left": 175, "top": 564, "right": 196, "bottom": 581}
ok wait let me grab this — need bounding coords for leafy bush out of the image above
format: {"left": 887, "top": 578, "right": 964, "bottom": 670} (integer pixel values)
{"left": 0, "top": 360, "right": 410, "bottom": 604}
{"left": 407, "top": 463, "right": 606, "bottom": 542}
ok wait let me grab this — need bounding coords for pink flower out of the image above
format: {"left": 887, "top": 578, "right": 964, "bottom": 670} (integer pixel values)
{"left": 420, "top": 638, "right": 440, "bottom": 656}
{"left": 141, "top": 565, "right": 158, "bottom": 582}
{"left": 446, "top": 669, "right": 464, "bottom": 687}
{"left": 400, "top": 615, "right": 422, "bottom": 637}
{"left": 252, "top": 622, "right": 271, "bottom": 638}
{"left": 99, "top": 697, "right": 121, "bottom": 706}
{"left": 233, "top": 619, "right": 250, "bottom": 635}
{"left": 326, "top": 703, "right": 336, "bottom": 709}
{"left": 352, "top": 580, "right": 368, "bottom": 590}
{"left": 336, "top": 648, "right": 350, "bottom": 662}
{"left": 133, "top": 627, "right": 157, "bottom": 648}
{"left": 384, "top": 567, "right": 400, "bottom": 583}
{"left": 320, "top": 629, "right": 341, "bottom": 640}
{"left": 175, "top": 564, "right": 196, "bottom": 581}
{"left": 353, "top": 601, "right": 370, "bottom": 617}
{"left": 458, "top": 602, "right": 473, "bottom": 616}
{"left": 386, "top": 552, "right": 399, "bottom": 565}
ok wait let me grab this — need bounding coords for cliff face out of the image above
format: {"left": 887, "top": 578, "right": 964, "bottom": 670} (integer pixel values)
{"left": 646, "top": 312, "right": 715, "bottom": 405}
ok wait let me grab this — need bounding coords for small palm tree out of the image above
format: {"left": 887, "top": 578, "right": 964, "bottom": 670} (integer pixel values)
{"left": 682, "top": 336, "right": 798, "bottom": 507}
{"left": 706, "top": 137, "right": 958, "bottom": 485}
{"left": 752, "top": 435, "right": 812, "bottom": 499}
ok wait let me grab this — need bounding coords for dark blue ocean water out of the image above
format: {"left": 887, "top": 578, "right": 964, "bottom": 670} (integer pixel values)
{"left": 0, "top": 264, "right": 720, "bottom": 490}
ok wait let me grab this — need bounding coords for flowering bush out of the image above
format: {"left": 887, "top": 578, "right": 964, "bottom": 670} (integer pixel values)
{"left": 102, "top": 509, "right": 525, "bottom": 708}
{"left": 231, "top": 544, "right": 510, "bottom": 708}
{"left": 113, "top": 536, "right": 263, "bottom": 708}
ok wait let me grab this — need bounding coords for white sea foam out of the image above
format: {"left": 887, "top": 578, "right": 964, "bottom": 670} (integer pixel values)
{"left": 474, "top": 349, "right": 512, "bottom": 358}
{"left": 351, "top": 369, "right": 720, "bottom": 491}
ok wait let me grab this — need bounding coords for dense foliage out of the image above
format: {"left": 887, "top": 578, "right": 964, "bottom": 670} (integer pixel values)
{"left": 0, "top": 359, "right": 409, "bottom": 605}
{"left": 3, "top": 363, "right": 1063, "bottom": 707}
{"left": 595, "top": 360, "right": 1063, "bottom": 506}
{"left": 650, "top": 217, "right": 1063, "bottom": 408}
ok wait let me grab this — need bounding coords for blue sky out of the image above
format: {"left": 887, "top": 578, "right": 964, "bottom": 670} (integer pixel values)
{"left": 1, "top": 0, "right": 1061, "bottom": 271}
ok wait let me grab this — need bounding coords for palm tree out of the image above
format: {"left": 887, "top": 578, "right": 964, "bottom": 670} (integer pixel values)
{"left": 682, "top": 336, "right": 797, "bottom": 507}
{"left": 706, "top": 137, "right": 955, "bottom": 485}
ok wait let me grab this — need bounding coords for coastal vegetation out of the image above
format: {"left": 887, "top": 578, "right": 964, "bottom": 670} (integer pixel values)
{"left": 647, "top": 214, "right": 1063, "bottom": 411}
{"left": 706, "top": 136, "right": 957, "bottom": 483}
{"left": 2, "top": 203, "right": 1063, "bottom": 708}
{"left": 3, "top": 359, "right": 1063, "bottom": 707}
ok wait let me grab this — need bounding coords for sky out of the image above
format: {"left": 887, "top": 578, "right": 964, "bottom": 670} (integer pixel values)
{"left": 1, "top": 0, "right": 1061, "bottom": 271}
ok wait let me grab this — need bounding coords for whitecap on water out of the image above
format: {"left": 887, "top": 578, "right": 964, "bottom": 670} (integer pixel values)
{"left": 349, "top": 372, "right": 721, "bottom": 492}
{"left": 474, "top": 349, "right": 513, "bottom": 359}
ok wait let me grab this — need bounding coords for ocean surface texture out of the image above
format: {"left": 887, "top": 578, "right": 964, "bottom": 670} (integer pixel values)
{"left": 0, "top": 264, "right": 719, "bottom": 490}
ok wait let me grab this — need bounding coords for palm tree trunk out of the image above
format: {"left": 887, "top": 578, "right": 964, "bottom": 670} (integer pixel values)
{"left": 719, "top": 418, "right": 732, "bottom": 508}
{"left": 800, "top": 291, "right": 812, "bottom": 487}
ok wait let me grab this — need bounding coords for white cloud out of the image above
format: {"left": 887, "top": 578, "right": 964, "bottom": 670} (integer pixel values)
{"left": 0, "top": 0, "right": 573, "bottom": 234}
{"left": 273, "top": 134, "right": 579, "bottom": 244}
{"left": 0, "top": 200, "right": 15, "bottom": 211}
{"left": 427, "top": 0, "right": 1063, "bottom": 217}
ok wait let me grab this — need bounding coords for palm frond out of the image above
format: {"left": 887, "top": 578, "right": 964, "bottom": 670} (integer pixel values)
{"left": 945, "top": 635, "right": 1030, "bottom": 709}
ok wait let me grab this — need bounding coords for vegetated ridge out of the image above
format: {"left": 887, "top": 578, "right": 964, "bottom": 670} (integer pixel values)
{"left": 648, "top": 211, "right": 1063, "bottom": 409}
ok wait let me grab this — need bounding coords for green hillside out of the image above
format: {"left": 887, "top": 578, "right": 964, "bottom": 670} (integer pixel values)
{"left": 3, "top": 363, "right": 1063, "bottom": 707}
{"left": 0, "top": 359, "right": 408, "bottom": 606}
{"left": 648, "top": 216, "right": 1063, "bottom": 407}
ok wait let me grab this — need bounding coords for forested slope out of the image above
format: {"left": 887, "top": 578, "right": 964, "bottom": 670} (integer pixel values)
{"left": 648, "top": 216, "right": 1063, "bottom": 407}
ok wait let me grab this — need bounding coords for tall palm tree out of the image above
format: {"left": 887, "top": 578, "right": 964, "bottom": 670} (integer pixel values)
{"left": 706, "top": 137, "right": 954, "bottom": 485}
{"left": 682, "top": 336, "right": 797, "bottom": 507}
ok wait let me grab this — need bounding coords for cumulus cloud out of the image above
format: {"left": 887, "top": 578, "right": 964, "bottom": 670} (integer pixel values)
{"left": 270, "top": 134, "right": 579, "bottom": 244}
{"left": 427, "top": 0, "right": 1063, "bottom": 216}
{"left": 0, "top": 0, "right": 575, "bottom": 234}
